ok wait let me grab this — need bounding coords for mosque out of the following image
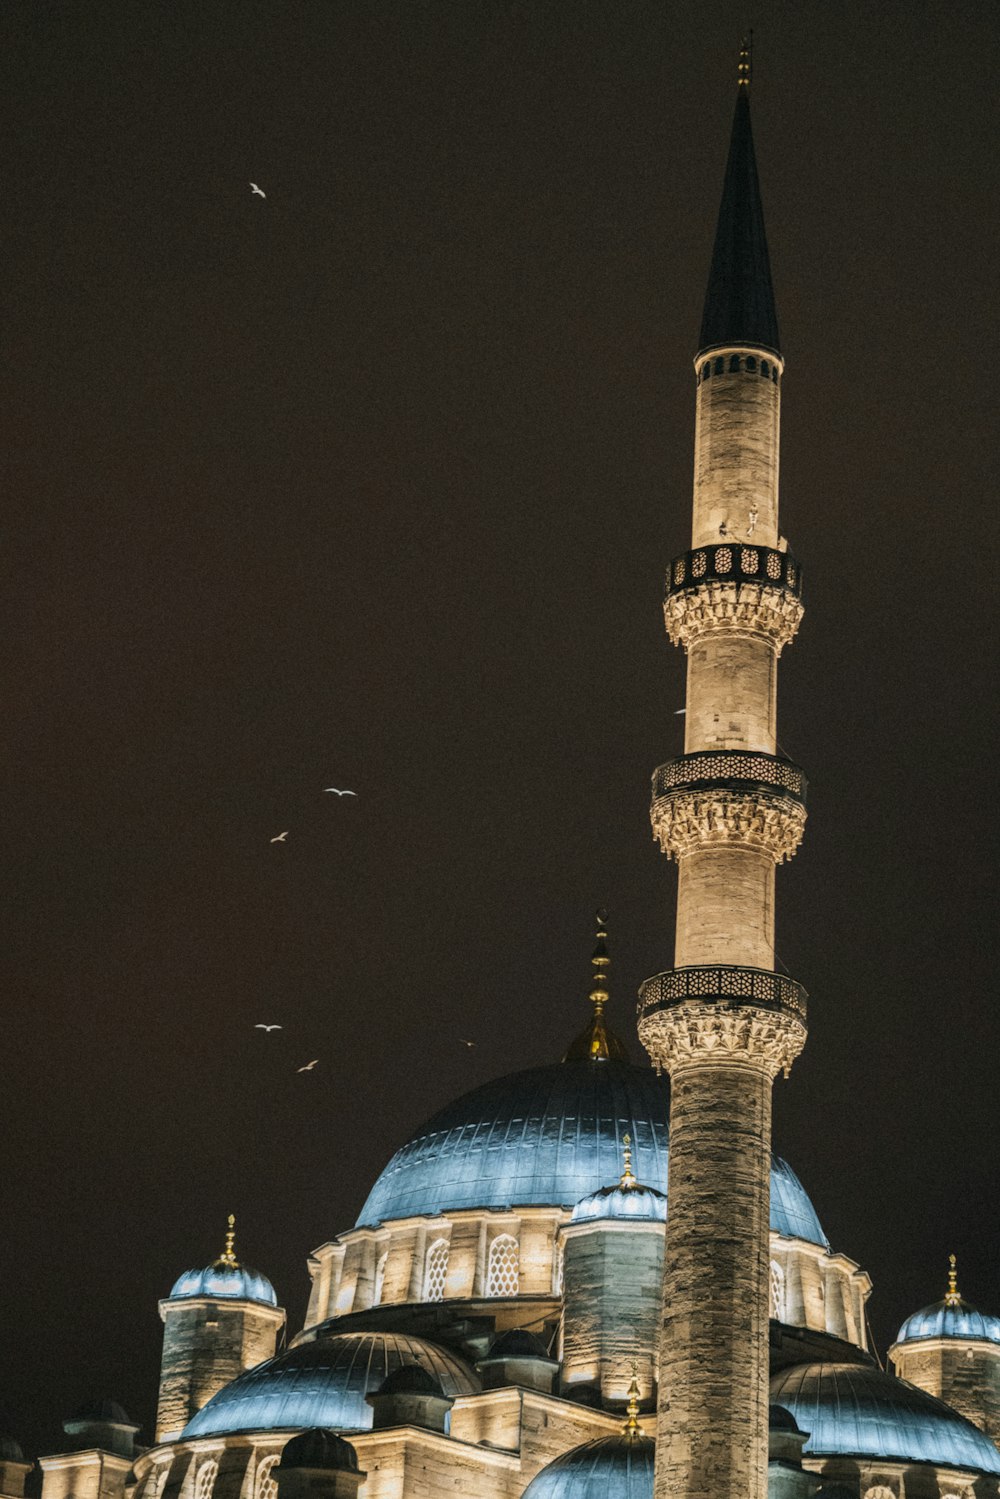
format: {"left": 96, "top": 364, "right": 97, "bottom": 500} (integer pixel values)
{"left": 5, "top": 49, "right": 1000, "bottom": 1499}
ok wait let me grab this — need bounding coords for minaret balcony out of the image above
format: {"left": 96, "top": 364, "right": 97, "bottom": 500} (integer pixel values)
{"left": 664, "top": 542, "right": 804, "bottom": 651}
{"left": 637, "top": 965, "right": 808, "bottom": 1078}
{"left": 651, "top": 751, "right": 807, "bottom": 862}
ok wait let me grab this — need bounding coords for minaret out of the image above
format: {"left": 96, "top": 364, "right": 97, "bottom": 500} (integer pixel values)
{"left": 638, "top": 44, "right": 809, "bottom": 1499}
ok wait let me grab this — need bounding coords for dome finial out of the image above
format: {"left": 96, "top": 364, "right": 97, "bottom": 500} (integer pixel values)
{"left": 590, "top": 908, "right": 610, "bottom": 1013}
{"left": 562, "top": 909, "right": 628, "bottom": 1062}
{"left": 738, "top": 33, "right": 752, "bottom": 90}
{"left": 946, "top": 1252, "right": 961, "bottom": 1306}
{"left": 620, "top": 1132, "right": 638, "bottom": 1190}
{"left": 218, "top": 1213, "right": 238, "bottom": 1268}
{"left": 622, "top": 1363, "right": 643, "bottom": 1438}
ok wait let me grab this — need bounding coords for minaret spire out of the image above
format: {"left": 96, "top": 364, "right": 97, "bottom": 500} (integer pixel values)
{"left": 563, "top": 909, "right": 628, "bottom": 1061}
{"left": 640, "top": 54, "right": 808, "bottom": 1499}
{"left": 699, "top": 42, "right": 780, "bottom": 357}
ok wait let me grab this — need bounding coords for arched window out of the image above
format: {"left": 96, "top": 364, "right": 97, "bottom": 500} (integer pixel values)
{"left": 729, "top": 354, "right": 741, "bottom": 372}
{"left": 373, "top": 1250, "right": 388, "bottom": 1306}
{"left": 424, "top": 1238, "right": 449, "bottom": 1302}
{"left": 761, "top": 359, "right": 770, "bottom": 378}
{"left": 486, "top": 1234, "right": 519, "bottom": 1297}
{"left": 194, "top": 1463, "right": 217, "bottom": 1499}
{"left": 713, "top": 356, "right": 725, "bottom": 375}
{"left": 701, "top": 361, "right": 711, "bottom": 380}
{"left": 746, "top": 355, "right": 757, "bottom": 371}
{"left": 769, "top": 1260, "right": 785, "bottom": 1321}
{"left": 255, "top": 1458, "right": 278, "bottom": 1499}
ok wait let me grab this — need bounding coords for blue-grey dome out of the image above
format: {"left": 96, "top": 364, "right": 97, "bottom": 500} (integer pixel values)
{"left": 571, "top": 1182, "right": 667, "bottom": 1224}
{"left": 279, "top": 1430, "right": 360, "bottom": 1472}
{"left": 521, "top": 1435, "right": 654, "bottom": 1498}
{"left": 169, "top": 1263, "right": 277, "bottom": 1308}
{"left": 896, "top": 1298, "right": 1000, "bottom": 1347}
{"left": 181, "top": 1331, "right": 479, "bottom": 1438}
{"left": 770, "top": 1362, "right": 1000, "bottom": 1475}
{"left": 356, "top": 1060, "right": 828, "bottom": 1246}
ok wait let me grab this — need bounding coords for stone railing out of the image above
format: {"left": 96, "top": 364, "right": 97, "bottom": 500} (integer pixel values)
{"left": 666, "top": 543, "right": 801, "bottom": 600}
{"left": 652, "top": 750, "right": 807, "bottom": 807}
{"left": 638, "top": 965, "right": 808, "bottom": 1024}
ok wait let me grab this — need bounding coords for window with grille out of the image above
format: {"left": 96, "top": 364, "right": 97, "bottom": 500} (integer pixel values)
{"left": 769, "top": 1261, "right": 785, "bottom": 1321}
{"left": 195, "top": 1462, "right": 217, "bottom": 1499}
{"left": 424, "top": 1239, "right": 449, "bottom": 1302}
{"left": 255, "top": 1458, "right": 278, "bottom": 1499}
{"left": 486, "top": 1234, "right": 519, "bottom": 1297}
{"left": 373, "top": 1251, "right": 388, "bottom": 1306}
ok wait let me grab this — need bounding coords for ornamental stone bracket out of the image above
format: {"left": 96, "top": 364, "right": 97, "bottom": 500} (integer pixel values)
{"left": 637, "top": 965, "right": 808, "bottom": 1080}
{"left": 638, "top": 1000, "right": 807, "bottom": 1080}
{"left": 651, "top": 787, "right": 806, "bottom": 863}
{"left": 664, "top": 580, "right": 804, "bottom": 651}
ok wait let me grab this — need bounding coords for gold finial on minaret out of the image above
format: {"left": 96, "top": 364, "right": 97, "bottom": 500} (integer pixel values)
{"left": 623, "top": 1363, "right": 643, "bottom": 1439}
{"left": 620, "top": 1132, "right": 638, "bottom": 1190}
{"left": 217, "top": 1213, "right": 238, "bottom": 1268}
{"left": 738, "top": 34, "right": 752, "bottom": 90}
{"left": 946, "top": 1252, "right": 961, "bottom": 1306}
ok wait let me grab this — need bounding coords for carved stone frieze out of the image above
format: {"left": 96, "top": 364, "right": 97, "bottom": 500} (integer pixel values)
{"left": 651, "top": 787, "right": 806, "bottom": 863}
{"left": 637, "top": 1001, "right": 807, "bottom": 1081}
{"left": 664, "top": 580, "right": 804, "bottom": 651}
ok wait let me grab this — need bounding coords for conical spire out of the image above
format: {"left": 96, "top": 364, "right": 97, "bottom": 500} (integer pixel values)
{"left": 563, "top": 910, "right": 629, "bottom": 1062}
{"left": 698, "top": 40, "right": 780, "bottom": 356}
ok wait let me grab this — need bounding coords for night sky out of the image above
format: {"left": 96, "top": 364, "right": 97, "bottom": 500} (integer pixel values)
{"left": 4, "top": 0, "right": 998, "bottom": 1458}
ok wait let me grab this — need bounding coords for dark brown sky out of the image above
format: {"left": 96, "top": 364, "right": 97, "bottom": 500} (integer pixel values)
{"left": 3, "top": 0, "right": 998, "bottom": 1457}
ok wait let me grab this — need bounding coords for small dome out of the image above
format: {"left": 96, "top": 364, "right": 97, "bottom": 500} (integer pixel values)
{"left": 182, "top": 1331, "right": 479, "bottom": 1437}
{"left": 521, "top": 1434, "right": 654, "bottom": 1498}
{"left": 485, "top": 1329, "right": 551, "bottom": 1360}
{"left": 0, "top": 1436, "right": 24, "bottom": 1462}
{"left": 896, "top": 1297, "right": 1000, "bottom": 1347}
{"left": 67, "top": 1400, "right": 131, "bottom": 1426}
{"left": 169, "top": 1263, "right": 277, "bottom": 1308}
{"left": 376, "top": 1364, "right": 443, "bottom": 1397}
{"left": 571, "top": 1182, "right": 667, "bottom": 1224}
{"left": 279, "top": 1429, "right": 359, "bottom": 1473}
{"left": 770, "top": 1361, "right": 1000, "bottom": 1475}
{"left": 768, "top": 1403, "right": 801, "bottom": 1433}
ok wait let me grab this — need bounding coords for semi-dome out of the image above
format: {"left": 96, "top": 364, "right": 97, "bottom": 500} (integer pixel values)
{"left": 896, "top": 1297, "right": 1000, "bottom": 1347}
{"left": 169, "top": 1262, "right": 277, "bottom": 1308}
{"left": 571, "top": 1181, "right": 667, "bottom": 1224}
{"left": 770, "top": 1362, "right": 1000, "bottom": 1475}
{"left": 521, "top": 1434, "right": 654, "bottom": 1498}
{"left": 181, "top": 1331, "right": 479, "bottom": 1438}
{"left": 356, "top": 1058, "right": 828, "bottom": 1246}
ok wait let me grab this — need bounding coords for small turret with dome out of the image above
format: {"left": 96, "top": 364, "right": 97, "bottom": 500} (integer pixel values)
{"left": 156, "top": 1216, "right": 286, "bottom": 1442}
{"left": 521, "top": 1374, "right": 654, "bottom": 1497}
{"left": 890, "top": 1254, "right": 1000, "bottom": 1448}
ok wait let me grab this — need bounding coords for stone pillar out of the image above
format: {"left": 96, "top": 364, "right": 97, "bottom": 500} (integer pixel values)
{"left": 561, "top": 1219, "right": 663, "bottom": 1409}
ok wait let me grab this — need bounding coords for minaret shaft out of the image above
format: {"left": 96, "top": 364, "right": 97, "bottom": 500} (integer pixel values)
{"left": 639, "top": 62, "right": 807, "bottom": 1499}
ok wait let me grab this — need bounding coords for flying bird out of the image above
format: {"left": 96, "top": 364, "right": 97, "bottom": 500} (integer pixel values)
{"left": 460, "top": 1039, "right": 476, "bottom": 1048}
{"left": 255, "top": 1024, "right": 282, "bottom": 1032}
{"left": 297, "top": 1060, "right": 319, "bottom": 1073}
{"left": 270, "top": 832, "right": 289, "bottom": 843}
{"left": 250, "top": 182, "right": 266, "bottom": 198}
{"left": 324, "top": 788, "right": 357, "bottom": 797}
{"left": 674, "top": 709, "right": 686, "bottom": 716}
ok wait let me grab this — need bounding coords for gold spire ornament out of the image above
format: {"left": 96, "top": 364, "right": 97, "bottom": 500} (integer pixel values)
{"left": 622, "top": 1364, "right": 643, "bottom": 1438}
{"left": 946, "top": 1253, "right": 961, "bottom": 1306}
{"left": 620, "top": 1132, "right": 638, "bottom": 1190}
{"left": 738, "top": 35, "right": 752, "bottom": 89}
{"left": 216, "top": 1213, "right": 239, "bottom": 1268}
{"left": 563, "top": 911, "right": 629, "bottom": 1063}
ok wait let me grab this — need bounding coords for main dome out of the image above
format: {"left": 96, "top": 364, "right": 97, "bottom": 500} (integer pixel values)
{"left": 182, "top": 1331, "right": 479, "bottom": 1438}
{"left": 356, "top": 1058, "right": 828, "bottom": 1246}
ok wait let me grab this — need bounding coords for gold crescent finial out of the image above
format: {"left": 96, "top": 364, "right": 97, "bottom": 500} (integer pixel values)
{"left": 620, "top": 1132, "right": 638, "bottom": 1190}
{"left": 946, "top": 1252, "right": 960, "bottom": 1305}
{"left": 590, "top": 909, "right": 610, "bottom": 1014}
{"left": 738, "top": 35, "right": 752, "bottom": 90}
{"left": 219, "top": 1213, "right": 238, "bottom": 1267}
{"left": 623, "top": 1363, "right": 643, "bottom": 1438}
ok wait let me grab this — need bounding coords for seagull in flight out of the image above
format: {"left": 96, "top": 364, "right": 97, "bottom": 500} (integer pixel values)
{"left": 250, "top": 182, "right": 266, "bottom": 198}
{"left": 255, "top": 1024, "right": 282, "bottom": 1033}
{"left": 460, "top": 1039, "right": 476, "bottom": 1048}
{"left": 270, "top": 831, "right": 289, "bottom": 843}
{"left": 324, "top": 788, "right": 357, "bottom": 797}
{"left": 297, "top": 1060, "right": 319, "bottom": 1073}
{"left": 674, "top": 709, "right": 686, "bottom": 716}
